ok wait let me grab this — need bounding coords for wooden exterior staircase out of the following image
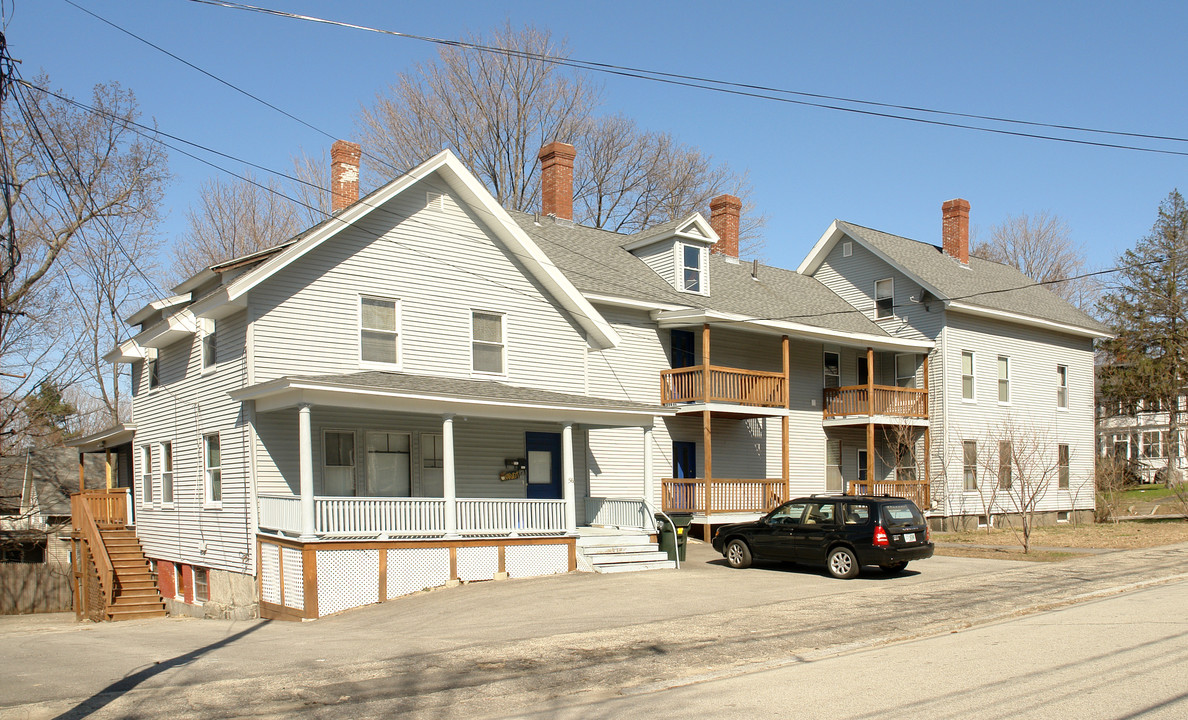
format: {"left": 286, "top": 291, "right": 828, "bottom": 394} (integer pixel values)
{"left": 71, "top": 489, "right": 166, "bottom": 621}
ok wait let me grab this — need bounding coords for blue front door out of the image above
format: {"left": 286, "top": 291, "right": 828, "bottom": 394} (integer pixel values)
{"left": 525, "top": 432, "right": 563, "bottom": 499}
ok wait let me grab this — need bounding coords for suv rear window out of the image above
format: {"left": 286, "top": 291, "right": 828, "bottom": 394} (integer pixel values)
{"left": 842, "top": 503, "right": 871, "bottom": 525}
{"left": 882, "top": 503, "right": 924, "bottom": 528}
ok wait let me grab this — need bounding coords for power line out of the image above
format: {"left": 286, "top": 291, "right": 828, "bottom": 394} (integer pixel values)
{"left": 184, "top": 0, "right": 1188, "bottom": 158}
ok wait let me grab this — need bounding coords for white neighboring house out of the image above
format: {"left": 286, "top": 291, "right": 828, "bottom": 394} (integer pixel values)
{"left": 75, "top": 141, "right": 1108, "bottom": 620}
{"left": 1096, "top": 392, "right": 1187, "bottom": 484}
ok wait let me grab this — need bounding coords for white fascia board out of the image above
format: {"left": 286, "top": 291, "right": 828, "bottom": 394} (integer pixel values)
{"left": 66, "top": 423, "right": 137, "bottom": 451}
{"left": 652, "top": 308, "right": 934, "bottom": 352}
{"left": 172, "top": 268, "right": 219, "bottom": 296}
{"left": 126, "top": 293, "right": 193, "bottom": 327}
{"left": 946, "top": 301, "right": 1113, "bottom": 339}
{"left": 188, "top": 287, "right": 247, "bottom": 320}
{"left": 103, "top": 340, "right": 145, "bottom": 365}
{"left": 204, "top": 149, "right": 619, "bottom": 349}
{"left": 231, "top": 379, "right": 671, "bottom": 425}
{"left": 620, "top": 213, "right": 718, "bottom": 252}
{"left": 135, "top": 309, "right": 198, "bottom": 349}
{"left": 583, "top": 293, "right": 689, "bottom": 312}
{"left": 796, "top": 222, "right": 949, "bottom": 303}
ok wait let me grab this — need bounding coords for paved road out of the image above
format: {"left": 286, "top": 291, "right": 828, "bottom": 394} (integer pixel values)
{"left": 2, "top": 540, "right": 1186, "bottom": 719}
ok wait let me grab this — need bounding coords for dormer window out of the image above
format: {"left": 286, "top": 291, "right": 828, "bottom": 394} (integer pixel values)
{"left": 682, "top": 244, "right": 703, "bottom": 293}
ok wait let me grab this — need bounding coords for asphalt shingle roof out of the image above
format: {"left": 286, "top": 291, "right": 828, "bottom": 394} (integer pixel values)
{"left": 836, "top": 221, "right": 1108, "bottom": 334}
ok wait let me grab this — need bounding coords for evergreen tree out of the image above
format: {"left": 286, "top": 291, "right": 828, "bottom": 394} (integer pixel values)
{"left": 1099, "top": 190, "right": 1188, "bottom": 484}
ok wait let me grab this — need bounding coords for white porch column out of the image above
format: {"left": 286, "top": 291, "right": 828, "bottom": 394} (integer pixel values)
{"left": 298, "top": 403, "right": 316, "bottom": 540}
{"left": 562, "top": 422, "right": 577, "bottom": 534}
{"left": 443, "top": 413, "right": 458, "bottom": 537}
{"left": 643, "top": 422, "right": 655, "bottom": 509}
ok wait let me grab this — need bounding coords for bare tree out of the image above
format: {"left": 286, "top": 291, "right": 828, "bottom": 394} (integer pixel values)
{"left": 972, "top": 211, "right": 1097, "bottom": 311}
{"left": 977, "top": 418, "right": 1058, "bottom": 552}
{"left": 171, "top": 172, "right": 303, "bottom": 281}
{"left": 0, "top": 78, "right": 167, "bottom": 452}
{"left": 357, "top": 24, "right": 767, "bottom": 256}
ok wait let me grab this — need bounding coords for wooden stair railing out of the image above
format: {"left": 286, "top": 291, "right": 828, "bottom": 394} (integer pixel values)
{"left": 72, "top": 489, "right": 166, "bottom": 621}
{"left": 71, "top": 490, "right": 119, "bottom": 607}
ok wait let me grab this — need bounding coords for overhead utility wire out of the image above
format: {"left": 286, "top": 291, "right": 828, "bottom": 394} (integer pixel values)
{"left": 185, "top": 0, "right": 1188, "bottom": 158}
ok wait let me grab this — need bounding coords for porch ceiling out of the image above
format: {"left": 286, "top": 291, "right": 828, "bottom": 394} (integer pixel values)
{"left": 231, "top": 371, "right": 673, "bottom": 426}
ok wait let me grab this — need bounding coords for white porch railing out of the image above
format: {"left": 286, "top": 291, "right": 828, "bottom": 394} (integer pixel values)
{"left": 586, "top": 497, "right": 657, "bottom": 532}
{"left": 457, "top": 498, "right": 567, "bottom": 535}
{"left": 258, "top": 495, "right": 567, "bottom": 537}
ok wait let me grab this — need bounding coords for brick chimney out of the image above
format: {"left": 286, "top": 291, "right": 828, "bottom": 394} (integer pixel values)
{"left": 538, "top": 141, "right": 576, "bottom": 220}
{"left": 942, "top": 198, "right": 970, "bottom": 264}
{"left": 331, "top": 140, "right": 362, "bottom": 213}
{"left": 709, "top": 194, "right": 742, "bottom": 258}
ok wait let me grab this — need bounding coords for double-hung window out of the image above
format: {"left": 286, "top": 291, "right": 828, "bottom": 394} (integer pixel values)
{"left": 682, "top": 244, "right": 703, "bottom": 293}
{"left": 998, "top": 440, "right": 1013, "bottom": 490}
{"left": 140, "top": 445, "right": 154, "bottom": 505}
{"left": 160, "top": 442, "right": 173, "bottom": 505}
{"left": 963, "top": 441, "right": 978, "bottom": 491}
{"left": 147, "top": 353, "right": 160, "bottom": 391}
{"left": 997, "top": 356, "right": 1011, "bottom": 403}
{"left": 471, "top": 311, "right": 505, "bottom": 374}
{"left": 1056, "top": 365, "right": 1068, "bottom": 409}
{"left": 961, "top": 351, "right": 975, "bottom": 401}
{"left": 204, "top": 433, "right": 221, "bottom": 505}
{"left": 323, "top": 430, "right": 356, "bottom": 496}
{"left": 360, "top": 296, "right": 400, "bottom": 365}
{"left": 1058, "top": 444, "right": 1070, "bottom": 490}
{"left": 823, "top": 351, "right": 840, "bottom": 389}
{"left": 193, "top": 567, "right": 209, "bottom": 602}
{"left": 201, "top": 320, "right": 218, "bottom": 370}
{"left": 875, "top": 279, "right": 894, "bottom": 319}
{"left": 895, "top": 354, "right": 917, "bottom": 388}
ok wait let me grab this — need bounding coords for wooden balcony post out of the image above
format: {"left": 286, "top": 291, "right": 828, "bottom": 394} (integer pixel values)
{"left": 78, "top": 452, "right": 85, "bottom": 492}
{"left": 923, "top": 425, "right": 932, "bottom": 509}
{"left": 866, "top": 422, "right": 875, "bottom": 493}
{"left": 866, "top": 347, "right": 875, "bottom": 418}
{"left": 922, "top": 353, "right": 930, "bottom": 418}
{"left": 104, "top": 449, "right": 112, "bottom": 490}
{"left": 782, "top": 335, "right": 790, "bottom": 500}
{"left": 703, "top": 408, "right": 713, "bottom": 542}
{"left": 702, "top": 323, "right": 711, "bottom": 403}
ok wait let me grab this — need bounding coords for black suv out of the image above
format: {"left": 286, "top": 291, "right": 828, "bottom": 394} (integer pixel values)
{"left": 711, "top": 495, "right": 933, "bottom": 578}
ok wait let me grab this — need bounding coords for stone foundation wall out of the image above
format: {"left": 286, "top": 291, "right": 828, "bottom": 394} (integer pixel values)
{"left": 930, "top": 509, "right": 1095, "bottom": 532}
{"left": 158, "top": 565, "right": 258, "bottom": 621}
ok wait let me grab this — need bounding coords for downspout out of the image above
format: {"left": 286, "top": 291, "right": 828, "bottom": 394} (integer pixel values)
{"left": 940, "top": 326, "right": 951, "bottom": 526}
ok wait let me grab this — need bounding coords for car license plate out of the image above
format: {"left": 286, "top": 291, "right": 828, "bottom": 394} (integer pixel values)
{"left": 904, "top": 533, "right": 916, "bottom": 542}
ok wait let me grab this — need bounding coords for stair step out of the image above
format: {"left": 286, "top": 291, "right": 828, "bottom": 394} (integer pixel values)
{"left": 108, "top": 609, "right": 168, "bottom": 621}
{"left": 577, "top": 535, "right": 654, "bottom": 548}
{"left": 595, "top": 560, "right": 677, "bottom": 573}
{"left": 581, "top": 544, "right": 661, "bottom": 555}
{"left": 589, "top": 551, "right": 670, "bottom": 564}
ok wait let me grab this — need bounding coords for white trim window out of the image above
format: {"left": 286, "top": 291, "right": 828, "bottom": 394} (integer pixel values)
{"left": 997, "top": 355, "right": 1011, "bottom": 404}
{"left": 1056, "top": 365, "right": 1068, "bottom": 409}
{"left": 146, "top": 352, "right": 160, "bottom": 391}
{"left": 471, "top": 310, "right": 506, "bottom": 375}
{"left": 857, "top": 448, "right": 869, "bottom": 483}
{"left": 998, "top": 440, "right": 1013, "bottom": 490}
{"left": 204, "top": 433, "right": 222, "bottom": 506}
{"left": 961, "top": 350, "right": 975, "bottom": 401}
{"left": 875, "top": 278, "right": 894, "bottom": 319}
{"left": 200, "top": 319, "right": 218, "bottom": 372}
{"left": 160, "top": 441, "right": 173, "bottom": 505}
{"left": 895, "top": 354, "right": 917, "bottom": 388}
{"left": 1057, "top": 444, "right": 1070, "bottom": 490}
{"left": 360, "top": 296, "right": 400, "bottom": 366}
{"left": 193, "top": 566, "right": 209, "bottom": 603}
{"left": 140, "top": 445, "right": 154, "bottom": 505}
{"left": 681, "top": 244, "right": 704, "bottom": 293}
{"left": 323, "top": 430, "right": 356, "bottom": 496}
{"left": 365, "top": 431, "right": 411, "bottom": 497}
{"left": 823, "top": 351, "right": 840, "bottom": 389}
{"left": 842, "top": 241, "right": 853, "bottom": 258}
{"left": 963, "top": 440, "right": 977, "bottom": 491}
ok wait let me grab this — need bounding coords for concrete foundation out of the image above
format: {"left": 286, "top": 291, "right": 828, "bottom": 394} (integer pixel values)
{"left": 166, "top": 569, "right": 258, "bottom": 621}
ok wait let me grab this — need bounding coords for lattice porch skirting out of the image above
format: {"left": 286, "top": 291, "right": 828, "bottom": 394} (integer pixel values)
{"left": 257, "top": 535, "right": 577, "bottom": 620}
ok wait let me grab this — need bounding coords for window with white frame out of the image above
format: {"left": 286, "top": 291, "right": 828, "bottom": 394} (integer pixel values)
{"left": 160, "top": 441, "right": 173, "bottom": 505}
{"left": 1143, "top": 431, "right": 1160, "bottom": 458}
{"left": 842, "top": 241, "right": 853, "bottom": 257}
{"left": 365, "top": 431, "right": 411, "bottom": 497}
{"left": 857, "top": 449, "right": 869, "bottom": 483}
{"left": 360, "top": 296, "right": 400, "bottom": 365}
{"left": 1058, "top": 444, "right": 1070, "bottom": 490}
{"left": 875, "top": 278, "right": 894, "bottom": 319}
{"left": 201, "top": 320, "right": 218, "bottom": 370}
{"left": 895, "top": 354, "right": 917, "bottom": 388}
{"left": 193, "top": 567, "right": 209, "bottom": 602}
{"left": 471, "top": 311, "right": 505, "bottom": 374}
{"left": 204, "top": 433, "right": 221, "bottom": 505}
{"left": 140, "top": 445, "right": 153, "bottom": 505}
{"left": 681, "top": 244, "right": 703, "bottom": 293}
{"left": 998, "top": 440, "right": 1012, "bottom": 489}
{"left": 895, "top": 441, "right": 916, "bottom": 483}
{"left": 823, "top": 351, "right": 840, "bottom": 389}
{"left": 323, "top": 430, "right": 356, "bottom": 496}
{"left": 147, "top": 354, "right": 159, "bottom": 390}
{"left": 961, "top": 351, "right": 975, "bottom": 401}
{"left": 997, "top": 356, "right": 1010, "bottom": 403}
{"left": 1056, "top": 365, "right": 1068, "bottom": 409}
{"left": 963, "top": 441, "right": 977, "bottom": 491}
{"left": 422, "top": 434, "right": 444, "bottom": 469}
{"left": 825, "top": 440, "right": 842, "bottom": 490}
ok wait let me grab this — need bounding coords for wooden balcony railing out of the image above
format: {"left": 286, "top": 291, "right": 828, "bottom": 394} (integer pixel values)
{"left": 661, "top": 478, "right": 788, "bottom": 515}
{"left": 71, "top": 488, "right": 127, "bottom": 606}
{"left": 661, "top": 365, "right": 786, "bottom": 407}
{"left": 823, "top": 385, "right": 928, "bottom": 419}
{"left": 849, "top": 480, "right": 931, "bottom": 510}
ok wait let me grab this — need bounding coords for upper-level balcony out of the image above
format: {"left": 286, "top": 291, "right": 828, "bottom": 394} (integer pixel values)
{"left": 823, "top": 384, "right": 928, "bottom": 423}
{"left": 661, "top": 365, "right": 787, "bottom": 410}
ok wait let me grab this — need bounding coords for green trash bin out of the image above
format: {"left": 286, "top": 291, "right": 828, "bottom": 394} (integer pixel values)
{"left": 656, "top": 512, "right": 694, "bottom": 562}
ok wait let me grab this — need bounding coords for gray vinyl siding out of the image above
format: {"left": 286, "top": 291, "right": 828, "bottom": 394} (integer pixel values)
{"left": 934, "top": 312, "right": 1096, "bottom": 516}
{"left": 813, "top": 238, "right": 941, "bottom": 341}
{"left": 631, "top": 239, "right": 710, "bottom": 296}
{"left": 249, "top": 177, "right": 588, "bottom": 394}
{"left": 130, "top": 310, "right": 253, "bottom": 577}
{"left": 253, "top": 408, "right": 588, "bottom": 519}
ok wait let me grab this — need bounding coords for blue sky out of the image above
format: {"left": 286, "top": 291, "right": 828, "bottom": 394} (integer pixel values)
{"left": 11, "top": 1, "right": 1187, "bottom": 279}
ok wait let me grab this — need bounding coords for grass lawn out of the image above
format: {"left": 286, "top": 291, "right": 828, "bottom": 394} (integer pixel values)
{"left": 1118, "top": 484, "right": 1185, "bottom": 504}
{"left": 932, "top": 518, "right": 1188, "bottom": 561}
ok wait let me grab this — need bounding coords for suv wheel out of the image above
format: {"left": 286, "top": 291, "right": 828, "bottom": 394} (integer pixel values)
{"left": 826, "top": 547, "right": 859, "bottom": 579}
{"left": 879, "top": 561, "right": 908, "bottom": 574}
{"left": 725, "top": 539, "right": 752, "bottom": 569}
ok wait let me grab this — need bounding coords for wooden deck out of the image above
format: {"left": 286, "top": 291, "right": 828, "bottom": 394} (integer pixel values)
{"left": 823, "top": 385, "right": 928, "bottom": 419}
{"left": 849, "top": 480, "right": 931, "bottom": 510}
{"left": 660, "top": 478, "right": 788, "bottom": 515}
{"left": 660, "top": 365, "right": 787, "bottom": 408}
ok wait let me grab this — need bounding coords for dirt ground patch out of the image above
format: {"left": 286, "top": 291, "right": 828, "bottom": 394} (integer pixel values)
{"left": 934, "top": 518, "right": 1188, "bottom": 551}
{"left": 933, "top": 546, "right": 1080, "bottom": 562}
